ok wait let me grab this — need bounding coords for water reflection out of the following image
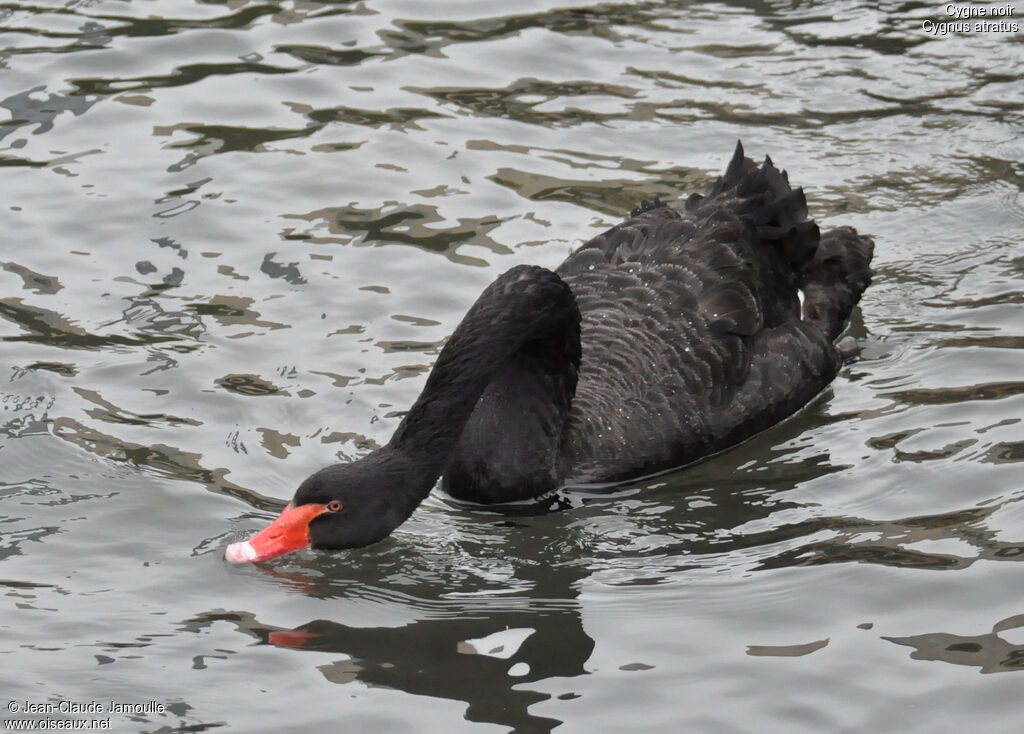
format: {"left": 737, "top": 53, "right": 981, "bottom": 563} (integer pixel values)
{"left": 0, "top": 86, "right": 97, "bottom": 143}
{"left": 194, "top": 557, "right": 595, "bottom": 732}
{"left": 885, "top": 614, "right": 1024, "bottom": 674}
{"left": 2, "top": 261, "right": 63, "bottom": 294}
{"left": 281, "top": 201, "right": 506, "bottom": 264}
{"left": 759, "top": 493, "right": 1024, "bottom": 572}
{"left": 0, "top": 298, "right": 178, "bottom": 350}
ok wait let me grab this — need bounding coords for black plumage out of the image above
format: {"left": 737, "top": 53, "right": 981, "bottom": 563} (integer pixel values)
{"left": 444, "top": 142, "right": 873, "bottom": 500}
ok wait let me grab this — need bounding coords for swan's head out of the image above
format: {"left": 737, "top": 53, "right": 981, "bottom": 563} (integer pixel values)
{"left": 225, "top": 457, "right": 413, "bottom": 563}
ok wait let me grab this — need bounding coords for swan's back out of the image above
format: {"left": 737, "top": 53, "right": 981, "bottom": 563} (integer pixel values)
{"left": 443, "top": 143, "right": 873, "bottom": 501}
{"left": 557, "top": 143, "right": 873, "bottom": 483}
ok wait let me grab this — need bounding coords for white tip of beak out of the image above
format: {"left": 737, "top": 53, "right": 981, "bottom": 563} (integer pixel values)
{"left": 225, "top": 540, "right": 258, "bottom": 564}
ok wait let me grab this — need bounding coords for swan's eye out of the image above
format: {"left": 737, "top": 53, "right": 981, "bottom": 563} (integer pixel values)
{"left": 327, "top": 501, "right": 342, "bottom": 512}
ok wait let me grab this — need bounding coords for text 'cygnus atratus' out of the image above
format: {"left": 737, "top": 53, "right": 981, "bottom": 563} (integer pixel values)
{"left": 226, "top": 142, "right": 873, "bottom": 563}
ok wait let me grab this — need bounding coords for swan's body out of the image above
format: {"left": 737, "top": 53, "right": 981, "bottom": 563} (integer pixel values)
{"left": 226, "top": 143, "right": 873, "bottom": 562}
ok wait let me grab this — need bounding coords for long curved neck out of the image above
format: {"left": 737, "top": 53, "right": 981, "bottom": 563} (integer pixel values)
{"left": 386, "top": 265, "right": 581, "bottom": 492}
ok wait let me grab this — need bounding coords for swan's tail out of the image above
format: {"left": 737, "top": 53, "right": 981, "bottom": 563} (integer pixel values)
{"left": 799, "top": 226, "right": 874, "bottom": 341}
{"left": 688, "top": 141, "right": 873, "bottom": 341}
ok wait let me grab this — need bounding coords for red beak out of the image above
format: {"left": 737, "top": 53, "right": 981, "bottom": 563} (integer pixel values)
{"left": 225, "top": 503, "right": 328, "bottom": 563}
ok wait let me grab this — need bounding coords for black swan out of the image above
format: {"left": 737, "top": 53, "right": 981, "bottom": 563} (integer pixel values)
{"left": 226, "top": 142, "right": 873, "bottom": 563}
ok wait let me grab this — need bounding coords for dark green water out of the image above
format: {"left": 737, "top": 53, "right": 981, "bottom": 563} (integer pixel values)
{"left": 1, "top": 1, "right": 1022, "bottom": 732}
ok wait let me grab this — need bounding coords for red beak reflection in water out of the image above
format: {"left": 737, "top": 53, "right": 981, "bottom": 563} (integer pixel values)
{"left": 224, "top": 503, "right": 329, "bottom": 564}
{"left": 268, "top": 629, "right": 321, "bottom": 648}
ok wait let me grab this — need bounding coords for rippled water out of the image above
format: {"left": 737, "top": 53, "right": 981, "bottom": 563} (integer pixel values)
{"left": 2, "top": 0, "right": 1022, "bottom": 731}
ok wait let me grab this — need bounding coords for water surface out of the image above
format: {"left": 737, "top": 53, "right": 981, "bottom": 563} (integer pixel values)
{"left": 1, "top": 1, "right": 1023, "bottom": 732}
